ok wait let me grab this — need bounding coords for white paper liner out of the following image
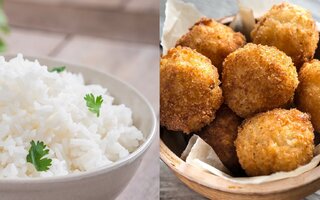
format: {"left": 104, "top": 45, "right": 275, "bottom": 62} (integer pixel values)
{"left": 182, "top": 135, "right": 320, "bottom": 184}
{"left": 161, "top": 0, "right": 320, "bottom": 54}
{"left": 161, "top": 0, "right": 204, "bottom": 55}
{"left": 163, "top": 0, "right": 320, "bottom": 184}
{"left": 229, "top": 5, "right": 255, "bottom": 39}
{"left": 181, "top": 135, "right": 230, "bottom": 174}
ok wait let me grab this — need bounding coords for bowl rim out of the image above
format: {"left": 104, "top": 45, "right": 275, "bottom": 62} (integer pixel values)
{"left": 160, "top": 15, "right": 320, "bottom": 195}
{"left": 0, "top": 55, "right": 157, "bottom": 184}
{"left": 160, "top": 139, "right": 320, "bottom": 195}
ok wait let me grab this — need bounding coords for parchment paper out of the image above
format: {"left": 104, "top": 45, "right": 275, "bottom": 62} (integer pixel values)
{"left": 161, "top": 0, "right": 320, "bottom": 55}
{"left": 181, "top": 135, "right": 230, "bottom": 174}
{"left": 183, "top": 135, "right": 320, "bottom": 184}
{"left": 162, "top": 0, "right": 320, "bottom": 184}
{"left": 160, "top": 0, "right": 204, "bottom": 55}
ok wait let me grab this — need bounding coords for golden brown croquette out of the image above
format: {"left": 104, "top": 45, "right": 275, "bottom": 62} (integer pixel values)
{"left": 251, "top": 3, "right": 319, "bottom": 68}
{"left": 160, "top": 46, "right": 223, "bottom": 134}
{"left": 296, "top": 59, "right": 320, "bottom": 132}
{"left": 176, "top": 17, "right": 246, "bottom": 74}
{"left": 222, "top": 43, "right": 299, "bottom": 118}
{"left": 199, "top": 105, "right": 244, "bottom": 175}
{"left": 235, "top": 109, "right": 314, "bottom": 176}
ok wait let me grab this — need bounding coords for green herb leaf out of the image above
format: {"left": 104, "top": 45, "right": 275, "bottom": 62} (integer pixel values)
{"left": 49, "top": 66, "right": 66, "bottom": 73}
{"left": 0, "top": 0, "right": 9, "bottom": 53}
{"left": 84, "top": 93, "right": 103, "bottom": 117}
{"left": 0, "top": 38, "right": 6, "bottom": 52}
{"left": 26, "top": 140, "right": 52, "bottom": 172}
{"left": 0, "top": 0, "right": 9, "bottom": 35}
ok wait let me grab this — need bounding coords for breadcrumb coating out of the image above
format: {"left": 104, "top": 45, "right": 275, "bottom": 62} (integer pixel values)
{"left": 199, "top": 105, "right": 244, "bottom": 175}
{"left": 160, "top": 46, "right": 223, "bottom": 134}
{"left": 251, "top": 2, "right": 319, "bottom": 68}
{"left": 296, "top": 59, "right": 320, "bottom": 132}
{"left": 235, "top": 108, "right": 314, "bottom": 176}
{"left": 176, "top": 17, "right": 246, "bottom": 74}
{"left": 222, "top": 43, "right": 299, "bottom": 118}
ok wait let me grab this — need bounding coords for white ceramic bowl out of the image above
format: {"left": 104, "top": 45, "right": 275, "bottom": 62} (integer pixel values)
{"left": 0, "top": 56, "right": 157, "bottom": 200}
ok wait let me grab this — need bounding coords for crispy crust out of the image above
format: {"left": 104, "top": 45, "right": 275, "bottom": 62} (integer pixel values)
{"left": 251, "top": 2, "right": 319, "bottom": 68}
{"left": 199, "top": 105, "right": 244, "bottom": 175}
{"left": 296, "top": 59, "right": 320, "bottom": 132}
{"left": 222, "top": 43, "right": 299, "bottom": 118}
{"left": 160, "top": 46, "right": 223, "bottom": 134}
{"left": 235, "top": 108, "right": 314, "bottom": 176}
{"left": 176, "top": 17, "right": 246, "bottom": 74}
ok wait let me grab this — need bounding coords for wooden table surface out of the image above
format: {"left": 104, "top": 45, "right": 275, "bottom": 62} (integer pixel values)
{"left": 2, "top": 0, "right": 159, "bottom": 199}
{"left": 160, "top": 0, "right": 320, "bottom": 199}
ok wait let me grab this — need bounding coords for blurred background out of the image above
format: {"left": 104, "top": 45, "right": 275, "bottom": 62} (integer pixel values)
{"left": 160, "top": 0, "right": 320, "bottom": 199}
{"left": 2, "top": 0, "right": 159, "bottom": 199}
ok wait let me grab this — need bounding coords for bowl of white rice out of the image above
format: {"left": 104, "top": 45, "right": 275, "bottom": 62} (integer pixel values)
{"left": 0, "top": 54, "right": 157, "bottom": 200}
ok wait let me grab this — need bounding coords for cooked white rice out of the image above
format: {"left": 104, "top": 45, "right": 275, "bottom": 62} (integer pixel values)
{"left": 0, "top": 54, "right": 144, "bottom": 178}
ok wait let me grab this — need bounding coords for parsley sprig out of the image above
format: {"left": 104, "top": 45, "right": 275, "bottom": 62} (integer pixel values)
{"left": 0, "top": 0, "right": 10, "bottom": 52}
{"left": 84, "top": 93, "right": 103, "bottom": 117}
{"left": 49, "top": 66, "right": 66, "bottom": 73}
{"left": 26, "top": 140, "right": 52, "bottom": 172}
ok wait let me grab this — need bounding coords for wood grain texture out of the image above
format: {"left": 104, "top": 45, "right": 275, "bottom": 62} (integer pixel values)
{"left": 4, "top": 1, "right": 159, "bottom": 44}
{"left": 59, "top": 0, "right": 125, "bottom": 9}
{"left": 160, "top": 0, "right": 320, "bottom": 199}
{"left": 161, "top": 138, "right": 320, "bottom": 200}
{"left": 7, "top": 0, "right": 124, "bottom": 9}
{"left": 125, "top": 0, "right": 159, "bottom": 13}
{"left": 161, "top": 161, "right": 320, "bottom": 200}
{"left": 160, "top": 161, "right": 206, "bottom": 200}
{"left": 3, "top": 27, "right": 67, "bottom": 56}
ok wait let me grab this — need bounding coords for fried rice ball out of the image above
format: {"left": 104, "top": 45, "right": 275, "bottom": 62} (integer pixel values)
{"left": 199, "top": 105, "right": 244, "bottom": 175}
{"left": 251, "top": 3, "right": 319, "bottom": 68}
{"left": 222, "top": 43, "right": 299, "bottom": 118}
{"left": 160, "top": 46, "right": 223, "bottom": 134}
{"left": 296, "top": 59, "right": 320, "bottom": 132}
{"left": 235, "top": 108, "right": 314, "bottom": 176}
{"left": 176, "top": 17, "right": 246, "bottom": 74}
